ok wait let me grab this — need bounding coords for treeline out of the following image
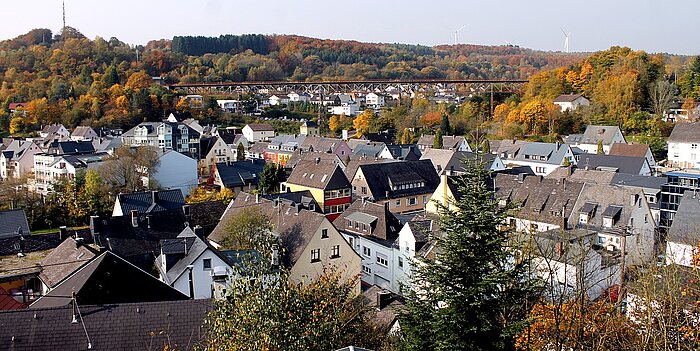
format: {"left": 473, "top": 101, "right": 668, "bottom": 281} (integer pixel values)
{"left": 171, "top": 34, "right": 269, "bottom": 56}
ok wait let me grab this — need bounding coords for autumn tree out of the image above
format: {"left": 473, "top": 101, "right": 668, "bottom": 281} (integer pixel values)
{"left": 329, "top": 114, "right": 342, "bottom": 135}
{"left": 399, "top": 128, "right": 414, "bottom": 144}
{"left": 649, "top": 79, "right": 676, "bottom": 118}
{"left": 353, "top": 110, "right": 374, "bottom": 136}
{"left": 420, "top": 111, "right": 442, "bottom": 129}
{"left": 220, "top": 206, "right": 274, "bottom": 250}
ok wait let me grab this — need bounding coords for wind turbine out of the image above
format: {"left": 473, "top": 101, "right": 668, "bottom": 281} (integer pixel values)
{"left": 454, "top": 25, "right": 466, "bottom": 45}
{"left": 561, "top": 28, "right": 571, "bottom": 53}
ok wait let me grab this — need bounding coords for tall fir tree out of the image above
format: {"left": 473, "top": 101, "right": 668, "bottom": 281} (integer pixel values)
{"left": 433, "top": 129, "right": 443, "bottom": 149}
{"left": 398, "top": 157, "right": 534, "bottom": 351}
{"left": 440, "top": 114, "right": 451, "bottom": 135}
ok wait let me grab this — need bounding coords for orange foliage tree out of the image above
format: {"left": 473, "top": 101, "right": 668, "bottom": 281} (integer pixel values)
{"left": 420, "top": 111, "right": 442, "bottom": 128}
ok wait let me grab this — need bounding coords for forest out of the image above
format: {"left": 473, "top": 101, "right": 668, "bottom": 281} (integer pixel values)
{"left": 0, "top": 27, "right": 698, "bottom": 149}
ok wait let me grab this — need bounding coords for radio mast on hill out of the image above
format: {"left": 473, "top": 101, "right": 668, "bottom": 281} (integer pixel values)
{"left": 62, "top": 1, "right": 66, "bottom": 30}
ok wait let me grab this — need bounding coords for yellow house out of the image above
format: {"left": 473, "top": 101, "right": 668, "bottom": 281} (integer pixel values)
{"left": 426, "top": 174, "right": 463, "bottom": 215}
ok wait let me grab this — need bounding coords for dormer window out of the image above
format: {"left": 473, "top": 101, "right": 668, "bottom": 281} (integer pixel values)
{"left": 579, "top": 202, "right": 597, "bottom": 224}
{"left": 602, "top": 205, "right": 622, "bottom": 228}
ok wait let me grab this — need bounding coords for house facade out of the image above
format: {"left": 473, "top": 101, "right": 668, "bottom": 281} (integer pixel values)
{"left": 507, "top": 142, "right": 576, "bottom": 176}
{"left": 553, "top": 94, "right": 590, "bottom": 112}
{"left": 146, "top": 150, "right": 198, "bottom": 197}
{"left": 121, "top": 120, "right": 201, "bottom": 159}
{"left": 0, "top": 139, "right": 42, "bottom": 180}
{"left": 282, "top": 158, "right": 352, "bottom": 221}
{"left": 667, "top": 122, "right": 700, "bottom": 169}
{"left": 242, "top": 123, "right": 275, "bottom": 143}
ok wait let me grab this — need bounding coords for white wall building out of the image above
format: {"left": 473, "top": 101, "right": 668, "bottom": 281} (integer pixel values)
{"left": 667, "top": 122, "right": 700, "bottom": 169}
{"left": 242, "top": 124, "right": 275, "bottom": 143}
{"left": 146, "top": 150, "right": 198, "bottom": 197}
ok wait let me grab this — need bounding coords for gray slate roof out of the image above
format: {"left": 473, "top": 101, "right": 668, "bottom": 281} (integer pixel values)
{"left": 0, "top": 209, "right": 30, "bottom": 238}
{"left": 514, "top": 142, "right": 570, "bottom": 165}
{"left": 668, "top": 122, "right": 700, "bottom": 143}
{"left": 116, "top": 189, "right": 186, "bottom": 215}
{"left": 578, "top": 154, "right": 648, "bottom": 175}
{"left": 668, "top": 194, "right": 700, "bottom": 245}
{"left": 215, "top": 159, "right": 265, "bottom": 188}
{"left": 286, "top": 159, "right": 351, "bottom": 191}
{"left": 0, "top": 299, "right": 210, "bottom": 350}
{"left": 581, "top": 125, "right": 624, "bottom": 145}
{"left": 357, "top": 160, "right": 440, "bottom": 201}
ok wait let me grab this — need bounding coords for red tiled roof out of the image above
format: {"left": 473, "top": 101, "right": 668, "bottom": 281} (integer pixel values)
{"left": 0, "top": 287, "right": 26, "bottom": 310}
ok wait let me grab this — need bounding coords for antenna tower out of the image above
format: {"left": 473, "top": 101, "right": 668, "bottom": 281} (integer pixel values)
{"left": 62, "top": 1, "right": 66, "bottom": 29}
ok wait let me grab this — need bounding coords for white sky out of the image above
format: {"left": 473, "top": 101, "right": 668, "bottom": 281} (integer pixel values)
{"left": 2, "top": 0, "right": 698, "bottom": 55}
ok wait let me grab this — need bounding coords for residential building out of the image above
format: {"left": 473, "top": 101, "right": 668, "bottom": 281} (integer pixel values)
{"left": 211, "top": 159, "right": 265, "bottom": 195}
{"left": 38, "top": 124, "right": 69, "bottom": 140}
{"left": 242, "top": 123, "right": 275, "bottom": 142}
{"left": 507, "top": 142, "right": 576, "bottom": 176}
{"left": 300, "top": 120, "right": 319, "bottom": 136}
{"left": 665, "top": 193, "right": 700, "bottom": 267}
{"left": 553, "top": 94, "right": 590, "bottom": 112}
{"left": 30, "top": 251, "right": 189, "bottom": 308}
{"left": 490, "top": 139, "right": 527, "bottom": 160}
{"left": 416, "top": 135, "right": 471, "bottom": 152}
{"left": 33, "top": 152, "right": 109, "bottom": 194}
{"left": 660, "top": 169, "right": 700, "bottom": 230}
{"left": 667, "top": 122, "right": 700, "bottom": 169}
{"left": 268, "top": 94, "right": 289, "bottom": 106}
{"left": 288, "top": 92, "right": 311, "bottom": 102}
{"left": 38, "top": 236, "right": 99, "bottom": 294}
{"left": 329, "top": 103, "right": 361, "bottom": 116}
{"left": 246, "top": 141, "right": 269, "bottom": 160}
{"left": 208, "top": 192, "right": 361, "bottom": 292}
{"left": 578, "top": 154, "right": 652, "bottom": 176}
{"left": 158, "top": 226, "right": 238, "bottom": 299}
{"left": 47, "top": 140, "right": 95, "bottom": 155}
{"left": 310, "top": 94, "right": 341, "bottom": 106}
{"left": 200, "top": 135, "right": 236, "bottom": 175}
{"left": 565, "top": 125, "right": 626, "bottom": 154}
{"left": 393, "top": 218, "right": 433, "bottom": 291}
{"left": 365, "top": 93, "right": 387, "bottom": 108}
{"left": 282, "top": 158, "right": 352, "bottom": 220}
{"left": 297, "top": 136, "right": 351, "bottom": 161}
{"left": 419, "top": 149, "right": 505, "bottom": 175}
{"left": 0, "top": 139, "right": 41, "bottom": 180}
{"left": 112, "top": 189, "right": 186, "bottom": 217}
{"left": 70, "top": 126, "right": 99, "bottom": 141}
{"left": 333, "top": 200, "right": 403, "bottom": 291}
{"left": 121, "top": 119, "right": 201, "bottom": 159}
{"left": 264, "top": 134, "right": 305, "bottom": 167}
{"left": 147, "top": 150, "right": 198, "bottom": 197}
{"left": 219, "top": 130, "right": 249, "bottom": 159}
{"left": 609, "top": 143, "right": 657, "bottom": 168}
{"left": 382, "top": 144, "right": 421, "bottom": 161}
{"left": 352, "top": 160, "right": 440, "bottom": 213}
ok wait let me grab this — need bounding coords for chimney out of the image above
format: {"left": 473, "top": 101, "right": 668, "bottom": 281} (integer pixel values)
{"left": 255, "top": 193, "right": 260, "bottom": 203}
{"left": 315, "top": 157, "right": 321, "bottom": 165}
{"left": 384, "top": 201, "right": 390, "bottom": 211}
{"left": 74, "top": 237, "right": 84, "bottom": 249}
{"left": 151, "top": 190, "right": 157, "bottom": 204}
{"left": 59, "top": 226, "right": 69, "bottom": 241}
{"left": 146, "top": 215, "right": 152, "bottom": 229}
{"left": 182, "top": 204, "right": 191, "bottom": 217}
{"left": 194, "top": 225, "right": 204, "bottom": 238}
{"left": 130, "top": 210, "right": 139, "bottom": 227}
{"left": 376, "top": 291, "right": 392, "bottom": 310}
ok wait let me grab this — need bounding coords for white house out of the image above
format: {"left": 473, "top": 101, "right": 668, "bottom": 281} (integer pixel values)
{"left": 217, "top": 99, "right": 241, "bottom": 113}
{"left": 329, "top": 103, "right": 361, "bottom": 116}
{"left": 507, "top": 142, "right": 576, "bottom": 176}
{"left": 667, "top": 122, "right": 700, "bottom": 169}
{"left": 70, "top": 126, "right": 99, "bottom": 141}
{"left": 566, "top": 125, "right": 626, "bottom": 155}
{"left": 365, "top": 93, "right": 386, "bottom": 108}
{"left": 33, "top": 152, "right": 109, "bottom": 194}
{"left": 0, "top": 139, "right": 42, "bottom": 180}
{"left": 553, "top": 94, "right": 590, "bottom": 112}
{"left": 201, "top": 136, "right": 236, "bottom": 174}
{"left": 393, "top": 219, "right": 433, "bottom": 293}
{"left": 146, "top": 150, "right": 198, "bottom": 197}
{"left": 288, "top": 92, "right": 310, "bottom": 103}
{"left": 665, "top": 194, "right": 700, "bottom": 267}
{"left": 268, "top": 95, "right": 289, "bottom": 106}
{"left": 158, "top": 226, "right": 236, "bottom": 299}
{"left": 242, "top": 123, "right": 275, "bottom": 143}
{"left": 39, "top": 124, "right": 70, "bottom": 139}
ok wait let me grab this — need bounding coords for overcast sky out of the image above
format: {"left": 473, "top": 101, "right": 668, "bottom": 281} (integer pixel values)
{"left": 3, "top": 0, "right": 698, "bottom": 55}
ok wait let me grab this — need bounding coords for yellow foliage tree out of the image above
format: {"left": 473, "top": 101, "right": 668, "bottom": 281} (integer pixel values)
{"left": 329, "top": 115, "right": 341, "bottom": 135}
{"left": 353, "top": 110, "right": 374, "bottom": 136}
{"left": 125, "top": 71, "right": 152, "bottom": 91}
{"left": 115, "top": 95, "right": 130, "bottom": 114}
{"left": 9, "top": 116, "right": 25, "bottom": 134}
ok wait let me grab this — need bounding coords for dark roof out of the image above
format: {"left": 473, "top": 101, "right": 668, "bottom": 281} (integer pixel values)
{"left": 214, "top": 160, "right": 265, "bottom": 188}
{"left": 71, "top": 126, "right": 96, "bottom": 138}
{"left": 610, "top": 173, "right": 665, "bottom": 192}
{"left": 362, "top": 130, "right": 396, "bottom": 144}
{"left": 116, "top": 189, "right": 185, "bottom": 215}
{"left": 30, "top": 251, "right": 189, "bottom": 309}
{"left": 38, "top": 237, "right": 100, "bottom": 289}
{"left": 0, "top": 209, "right": 30, "bottom": 238}
{"left": 668, "top": 194, "right": 700, "bottom": 245}
{"left": 261, "top": 190, "right": 320, "bottom": 213}
{"left": 186, "top": 200, "right": 228, "bottom": 236}
{"left": 333, "top": 200, "right": 402, "bottom": 242}
{"left": 286, "top": 160, "right": 351, "bottom": 190}
{"left": 553, "top": 94, "right": 585, "bottom": 102}
{"left": 0, "top": 229, "right": 91, "bottom": 257}
{"left": 357, "top": 160, "right": 440, "bottom": 200}
{"left": 0, "top": 299, "right": 210, "bottom": 350}
{"left": 578, "top": 154, "right": 648, "bottom": 175}
{"left": 303, "top": 120, "right": 318, "bottom": 127}
{"left": 48, "top": 140, "right": 95, "bottom": 155}
{"left": 160, "top": 229, "right": 232, "bottom": 284}
{"left": 668, "top": 122, "right": 700, "bottom": 143}
{"left": 384, "top": 144, "right": 421, "bottom": 160}
{"left": 417, "top": 135, "right": 468, "bottom": 150}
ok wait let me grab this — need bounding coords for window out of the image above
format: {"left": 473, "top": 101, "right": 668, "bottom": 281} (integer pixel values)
{"left": 347, "top": 220, "right": 353, "bottom": 228}
{"left": 203, "top": 258, "right": 212, "bottom": 270}
{"left": 408, "top": 197, "right": 417, "bottom": 206}
{"left": 311, "top": 248, "right": 321, "bottom": 263}
{"left": 396, "top": 200, "right": 401, "bottom": 207}
{"left": 363, "top": 246, "right": 371, "bottom": 257}
{"left": 693, "top": 144, "right": 698, "bottom": 149}
{"left": 377, "top": 256, "right": 388, "bottom": 267}
{"left": 362, "top": 223, "right": 367, "bottom": 232}
{"left": 398, "top": 256, "right": 404, "bottom": 269}
{"left": 321, "top": 229, "right": 328, "bottom": 239}
{"left": 362, "top": 265, "right": 372, "bottom": 274}
{"left": 361, "top": 186, "right": 367, "bottom": 194}
{"left": 331, "top": 245, "right": 340, "bottom": 258}
{"left": 348, "top": 237, "right": 354, "bottom": 248}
